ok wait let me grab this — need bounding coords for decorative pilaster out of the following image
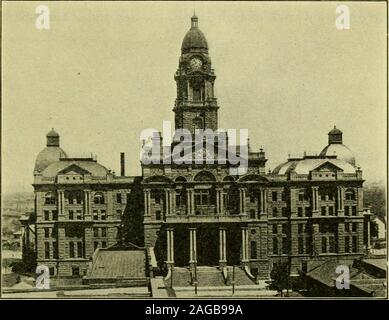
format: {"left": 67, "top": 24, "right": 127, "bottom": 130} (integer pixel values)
{"left": 311, "top": 186, "right": 319, "bottom": 216}
{"left": 219, "top": 227, "right": 227, "bottom": 266}
{"left": 239, "top": 188, "right": 246, "bottom": 214}
{"left": 241, "top": 227, "right": 249, "bottom": 263}
{"left": 189, "top": 228, "right": 197, "bottom": 265}
{"left": 187, "top": 189, "right": 194, "bottom": 215}
{"left": 166, "top": 228, "right": 174, "bottom": 265}
{"left": 144, "top": 189, "right": 151, "bottom": 216}
{"left": 337, "top": 186, "right": 344, "bottom": 216}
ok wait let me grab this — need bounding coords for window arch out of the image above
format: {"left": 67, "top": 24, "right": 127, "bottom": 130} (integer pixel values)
{"left": 45, "top": 192, "right": 56, "bottom": 205}
{"left": 345, "top": 189, "right": 356, "bottom": 201}
{"left": 192, "top": 117, "right": 204, "bottom": 134}
{"left": 93, "top": 192, "right": 105, "bottom": 204}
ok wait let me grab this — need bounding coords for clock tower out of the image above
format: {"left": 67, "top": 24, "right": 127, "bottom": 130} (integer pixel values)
{"left": 173, "top": 14, "right": 219, "bottom": 133}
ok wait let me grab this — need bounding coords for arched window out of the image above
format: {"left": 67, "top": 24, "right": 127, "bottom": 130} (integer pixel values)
{"left": 45, "top": 192, "right": 56, "bottom": 205}
{"left": 345, "top": 189, "right": 356, "bottom": 201}
{"left": 192, "top": 117, "right": 204, "bottom": 134}
{"left": 93, "top": 192, "right": 105, "bottom": 204}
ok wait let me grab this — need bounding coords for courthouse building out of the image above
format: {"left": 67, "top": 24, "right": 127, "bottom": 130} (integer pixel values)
{"left": 26, "top": 15, "right": 371, "bottom": 279}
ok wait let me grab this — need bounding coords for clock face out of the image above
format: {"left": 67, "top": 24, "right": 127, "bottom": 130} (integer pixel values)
{"left": 190, "top": 57, "right": 203, "bottom": 71}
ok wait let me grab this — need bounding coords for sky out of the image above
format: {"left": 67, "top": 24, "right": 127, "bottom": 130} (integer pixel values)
{"left": 2, "top": 1, "right": 387, "bottom": 193}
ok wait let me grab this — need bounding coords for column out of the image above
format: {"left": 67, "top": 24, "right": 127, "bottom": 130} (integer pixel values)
{"left": 57, "top": 190, "right": 65, "bottom": 215}
{"left": 189, "top": 228, "right": 197, "bottom": 264}
{"left": 337, "top": 186, "right": 344, "bottom": 216}
{"left": 216, "top": 189, "right": 220, "bottom": 214}
{"left": 219, "top": 228, "right": 227, "bottom": 266}
{"left": 187, "top": 189, "right": 194, "bottom": 215}
{"left": 144, "top": 189, "right": 151, "bottom": 216}
{"left": 165, "top": 190, "right": 170, "bottom": 215}
{"left": 166, "top": 228, "right": 174, "bottom": 265}
{"left": 239, "top": 188, "right": 246, "bottom": 214}
{"left": 337, "top": 223, "right": 345, "bottom": 254}
{"left": 260, "top": 189, "right": 267, "bottom": 214}
{"left": 241, "top": 228, "right": 248, "bottom": 262}
{"left": 220, "top": 190, "right": 224, "bottom": 214}
{"left": 366, "top": 219, "right": 371, "bottom": 250}
{"left": 312, "top": 186, "right": 319, "bottom": 216}
{"left": 171, "top": 190, "right": 176, "bottom": 215}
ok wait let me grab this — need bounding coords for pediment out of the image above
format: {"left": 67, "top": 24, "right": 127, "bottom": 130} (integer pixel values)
{"left": 312, "top": 161, "right": 343, "bottom": 173}
{"left": 58, "top": 163, "right": 91, "bottom": 175}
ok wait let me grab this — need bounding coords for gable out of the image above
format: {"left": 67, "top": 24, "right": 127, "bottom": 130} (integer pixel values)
{"left": 58, "top": 163, "right": 91, "bottom": 175}
{"left": 312, "top": 161, "right": 344, "bottom": 173}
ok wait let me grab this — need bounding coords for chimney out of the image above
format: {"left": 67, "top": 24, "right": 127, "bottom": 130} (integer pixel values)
{"left": 120, "top": 152, "right": 125, "bottom": 176}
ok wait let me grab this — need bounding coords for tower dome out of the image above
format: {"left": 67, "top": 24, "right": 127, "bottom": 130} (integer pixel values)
{"left": 181, "top": 14, "right": 209, "bottom": 53}
{"left": 34, "top": 129, "right": 67, "bottom": 173}
{"left": 319, "top": 126, "right": 356, "bottom": 166}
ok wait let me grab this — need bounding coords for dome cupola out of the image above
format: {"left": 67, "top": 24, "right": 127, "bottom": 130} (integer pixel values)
{"left": 181, "top": 14, "right": 209, "bottom": 54}
{"left": 34, "top": 129, "right": 67, "bottom": 173}
{"left": 319, "top": 126, "right": 356, "bottom": 166}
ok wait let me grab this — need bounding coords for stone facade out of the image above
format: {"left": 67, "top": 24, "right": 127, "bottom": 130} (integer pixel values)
{"left": 28, "top": 15, "right": 371, "bottom": 280}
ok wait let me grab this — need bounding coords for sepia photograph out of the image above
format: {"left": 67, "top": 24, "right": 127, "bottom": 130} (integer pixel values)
{"left": 1, "top": 0, "right": 387, "bottom": 303}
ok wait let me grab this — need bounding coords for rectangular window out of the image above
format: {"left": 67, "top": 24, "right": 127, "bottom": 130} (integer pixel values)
{"left": 328, "top": 206, "right": 334, "bottom": 216}
{"left": 77, "top": 242, "right": 83, "bottom": 258}
{"left": 94, "top": 228, "right": 99, "bottom": 237}
{"left": 297, "top": 207, "right": 303, "bottom": 217}
{"left": 352, "top": 223, "right": 357, "bottom": 232}
{"left": 101, "top": 228, "right": 107, "bottom": 237}
{"left": 345, "top": 223, "right": 350, "bottom": 232}
{"left": 298, "top": 237, "right": 304, "bottom": 254}
{"left": 116, "top": 209, "right": 122, "bottom": 216}
{"left": 69, "top": 210, "right": 74, "bottom": 220}
{"left": 93, "top": 214, "right": 98, "bottom": 220}
{"left": 329, "top": 237, "right": 335, "bottom": 253}
{"left": 102, "top": 241, "right": 107, "bottom": 248}
{"left": 352, "top": 206, "right": 357, "bottom": 216}
{"left": 345, "top": 206, "right": 350, "bottom": 216}
{"left": 272, "top": 207, "right": 278, "bottom": 217}
{"left": 305, "top": 207, "right": 310, "bottom": 216}
{"left": 44, "top": 228, "right": 50, "bottom": 238}
{"left": 282, "top": 237, "right": 289, "bottom": 254}
{"left": 345, "top": 236, "right": 350, "bottom": 253}
{"left": 352, "top": 236, "right": 357, "bottom": 252}
{"left": 282, "top": 224, "right": 288, "bottom": 235}
{"left": 272, "top": 225, "right": 277, "bottom": 234}
{"left": 321, "top": 206, "right": 326, "bottom": 216}
{"left": 72, "top": 267, "right": 80, "bottom": 276}
{"left": 52, "top": 210, "right": 58, "bottom": 220}
{"left": 281, "top": 207, "right": 288, "bottom": 217}
{"left": 281, "top": 191, "right": 287, "bottom": 201}
{"left": 298, "top": 193, "right": 304, "bottom": 202}
{"left": 53, "top": 242, "right": 58, "bottom": 259}
{"left": 272, "top": 238, "right": 278, "bottom": 255}
{"left": 44, "top": 242, "right": 50, "bottom": 259}
{"left": 156, "top": 210, "right": 161, "bottom": 220}
{"left": 272, "top": 191, "right": 277, "bottom": 202}
{"left": 69, "top": 242, "right": 75, "bottom": 258}
{"left": 321, "top": 237, "right": 327, "bottom": 253}
{"left": 298, "top": 224, "right": 303, "bottom": 234}
{"left": 49, "top": 267, "right": 55, "bottom": 276}
{"left": 250, "top": 241, "right": 257, "bottom": 259}
{"left": 249, "top": 209, "right": 256, "bottom": 219}
{"left": 76, "top": 210, "right": 82, "bottom": 220}
{"left": 44, "top": 211, "right": 50, "bottom": 221}
{"left": 116, "top": 193, "right": 122, "bottom": 203}
{"left": 101, "top": 210, "right": 107, "bottom": 220}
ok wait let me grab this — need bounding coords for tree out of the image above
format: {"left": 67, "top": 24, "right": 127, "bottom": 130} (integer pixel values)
{"left": 118, "top": 177, "right": 144, "bottom": 247}
{"left": 270, "top": 260, "right": 290, "bottom": 297}
{"left": 364, "top": 181, "right": 386, "bottom": 221}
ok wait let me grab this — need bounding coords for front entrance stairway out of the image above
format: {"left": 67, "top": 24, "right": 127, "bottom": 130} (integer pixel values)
{"left": 167, "top": 266, "right": 259, "bottom": 287}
